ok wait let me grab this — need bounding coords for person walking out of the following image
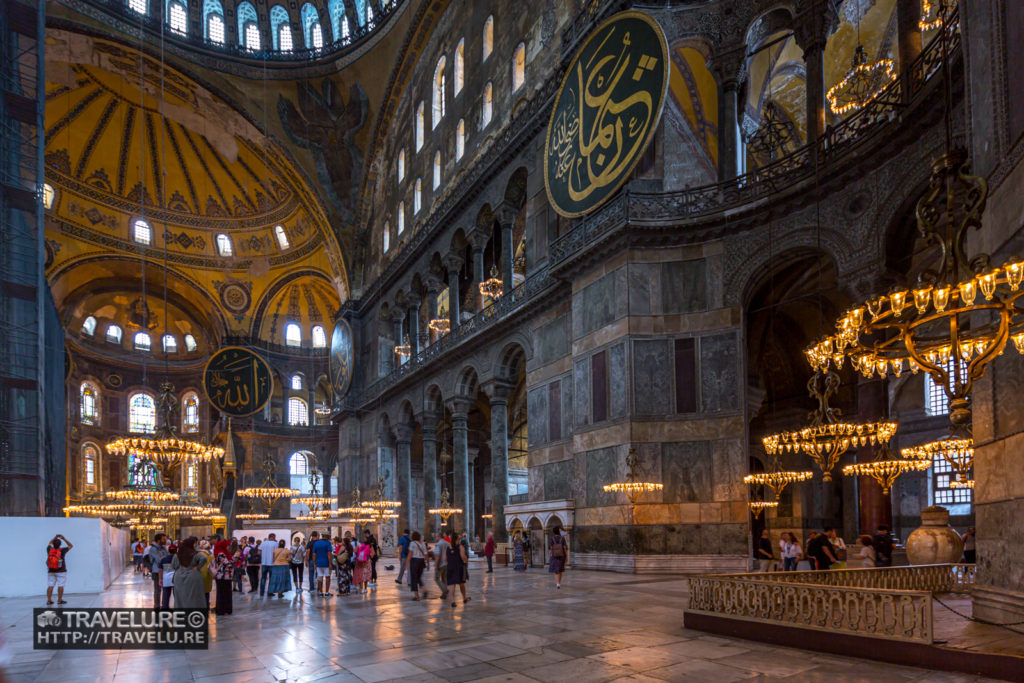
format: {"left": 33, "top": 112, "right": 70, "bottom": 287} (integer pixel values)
{"left": 548, "top": 526, "right": 569, "bottom": 588}
{"left": 289, "top": 537, "right": 306, "bottom": 592}
{"left": 45, "top": 534, "right": 73, "bottom": 605}
{"left": 522, "top": 534, "right": 532, "bottom": 570}
{"left": 232, "top": 541, "right": 245, "bottom": 592}
{"left": 512, "top": 532, "right": 526, "bottom": 572}
{"left": 258, "top": 533, "right": 278, "bottom": 597}
{"left": 433, "top": 531, "right": 450, "bottom": 601}
{"left": 310, "top": 531, "right": 334, "bottom": 597}
{"left": 146, "top": 533, "right": 169, "bottom": 608}
{"left": 396, "top": 529, "right": 411, "bottom": 585}
{"left": 873, "top": 525, "right": 894, "bottom": 567}
{"left": 268, "top": 540, "right": 292, "bottom": 598}
{"left": 353, "top": 537, "right": 373, "bottom": 594}
{"left": 483, "top": 533, "right": 495, "bottom": 573}
{"left": 365, "top": 530, "right": 380, "bottom": 587}
{"left": 446, "top": 530, "right": 470, "bottom": 607}
{"left": 408, "top": 532, "right": 428, "bottom": 600}
{"left": 962, "top": 527, "right": 976, "bottom": 563}
{"left": 245, "top": 537, "right": 261, "bottom": 593}
{"left": 779, "top": 532, "right": 801, "bottom": 571}
{"left": 132, "top": 540, "right": 145, "bottom": 575}
{"left": 807, "top": 527, "right": 838, "bottom": 570}
{"left": 198, "top": 539, "right": 214, "bottom": 608}
{"left": 158, "top": 544, "right": 177, "bottom": 608}
{"left": 213, "top": 539, "right": 234, "bottom": 615}
{"left": 171, "top": 537, "right": 207, "bottom": 609}
{"left": 335, "top": 537, "right": 353, "bottom": 595}
{"left": 755, "top": 529, "right": 775, "bottom": 571}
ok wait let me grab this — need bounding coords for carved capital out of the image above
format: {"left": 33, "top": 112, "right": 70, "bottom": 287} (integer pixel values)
{"left": 708, "top": 47, "right": 747, "bottom": 88}
{"left": 395, "top": 423, "right": 415, "bottom": 444}
{"left": 481, "top": 378, "right": 515, "bottom": 404}
{"left": 495, "top": 201, "right": 519, "bottom": 226}
{"left": 468, "top": 229, "right": 490, "bottom": 252}
{"left": 445, "top": 396, "right": 473, "bottom": 418}
{"left": 792, "top": 0, "right": 839, "bottom": 54}
{"left": 424, "top": 274, "right": 444, "bottom": 294}
{"left": 443, "top": 252, "right": 465, "bottom": 275}
{"left": 406, "top": 295, "right": 422, "bottom": 311}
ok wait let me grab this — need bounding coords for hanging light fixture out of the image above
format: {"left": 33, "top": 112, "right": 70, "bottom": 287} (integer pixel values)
{"left": 743, "top": 454, "right": 813, "bottom": 495}
{"left": 428, "top": 488, "right": 463, "bottom": 525}
{"left": 479, "top": 264, "right": 503, "bottom": 300}
{"left": 902, "top": 437, "right": 974, "bottom": 485}
{"left": 360, "top": 476, "right": 401, "bottom": 517}
{"left": 842, "top": 443, "right": 932, "bottom": 494}
{"left": 826, "top": 9, "right": 896, "bottom": 117}
{"left": 237, "top": 454, "right": 299, "bottom": 514}
{"left": 235, "top": 512, "right": 271, "bottom": 520}
{"left": 919, "top": 0, "right": 956, "bottom": 32}
{"left": 395, "top": 335, "right": 412, "bottom": 359}
{"left": 748, "top": 499, "right": 779, "bottom": 517}
{"left": 428, "top": 317, "right": 450, "bottom": 335}
{"left": 762, "top": 371, "right": 898, "bottom": 481}
{"left": 602, "top": 448, "right": 664, "bottom": 505}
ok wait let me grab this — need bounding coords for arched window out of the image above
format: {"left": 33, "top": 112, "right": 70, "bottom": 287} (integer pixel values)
{"left": 455, "top": 39, "right": 465, "bottom": 96}
{"left": 184, "top": 334, "right": 198, "bottom": 352}
{"left": 291, "top": 374, "right": 303, "bottom": 390}
{"left": 483, "top": 16, "right": 494, "bottom": 61}
{"left": 270, "top": 5, "right": 292, "bottom": 51}
{"left": 312, "top": 325, "right": 327, "bottom": 348}
{"left": 133, "top": 219, "right": 151, "bottom": 245}
{"left": 237, "top": 2, "right": 259, "bottom": 49}
{"left": 512, "top": 42, "right": 526, "bottom": 91}
{"left": 42, "top": 183, "right": 55, "bottom": 210}
{"left": 185, "top": 463, "right": 198, "bottom": 490}
{"left": 329, "top": 0, "right": 347, "bottom": 42}
{"left": 397, "top": 149, "right": 405, "bottom": 182}
{"left": 216, "top": 233, "right": 233, "bottom": 257}
{"left": 80, "top": 382, "right": 100, "bottom": 425}
{"left": 433, "top": 151, "right": 441, "bottom": 190}
{"left": 134, "top": 332, "right": 151, "bottom": 351}
{"left": 415, "top": 102, "right": 424, "bottom": 151}
{"left": 274, "top": 225, "right": 290, "bottom": 249}
{"left": 285, "top": 322, "right": 302, "bottom": 347}
{"left": 432, "top": 56, "right": 446, "bottom": 127}
{"left": 483, "top": 81, "right": 493, "bottom": 127}
{"left": 414, "top": 178, "right": 422, "bottom": 213}
{"left": 288, "top": 397, "right": 309, "bottom": 426}
{"left": 168, "top": 0, "right": 187, "bottom": 35}
{"left": 162, "top": 334, "right": 177, "bottom": 353}
{"left": 398, "top": 202, "right": 405, "bottom": 234}
{"left": 106, "top": 324, "right": 122, "bottom": 344}
{"left": 289, "top": 451, "right": 308, "bottom": 475}
{"left": 383, "top": 221, "right": 391, "bottom": 253}
{"left": 301, "top": 3, "right": 322, "bottom": 49}
{"left": 81, "top": 316, "right": 97, "bottom": 335}
{"left": 83, "top": 444, "right": 99, "bottom": 490}
{"left": 128, "top": 0, "right": 148, "bottom": 15}
{"left": 203, "top": 0, "right": 224, "bottom": 43}
{"left": 129, "top": 393, "right": 157, "bottom": 434}
{"left": 365, "top": 1, "right": 373, "bottom": 26}
{"left": 456, "top": 119, "right": 465, "bottom": 160}
{"left": 182, "top": 392, "right": 199, "bottom": 432}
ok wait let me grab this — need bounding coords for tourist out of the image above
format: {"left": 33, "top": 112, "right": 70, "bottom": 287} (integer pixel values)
{"left": 132, "top": 540, "right": 145, "bottom": 574}
{"left": 512, "top": 532, "right": 526, "bottom": 572}
{"left": 855, "top": 535, "right": 876, "bottom": 568}
{"left": 213, "top": 539, "right": 234, "bottom": 615}
{"left": 433, "top": 530, "right": 450, "bottom": 601}
{"left": 755, "top": 529, "right": 774, "bottom": 571}
{"left": 146, "top": 533, "right": 169, "bottom": 607}
{"left": 310, "top": 530, "right": 334, "bottom": 597}
{"left": 45, "top": 534, "right": 73, "bottom": 606}
{"left": 829, "top": 528, "right": 847, "bottom": 569}
{"left": 396, "top": 529, "right": 411, "bottom": 585}
{"left": 484, "top": 533, "right": 495, "bottom": 573}
{"left": 365, "top": 530, "right": 380, "bottom": 587}
{"left": 522, "top": 533, "right": 532, "bottom": 569}
{"left": 353, "top": 535, "right": 373, "bottom": 594}
{"left": 258, "top": 533, "right": 278, "bottom": 597}
{"left": 335, "top": 536, "right": 352, "bottom": 595}
{"left": 159, "top": 544, "right": 177, "bottom": 608}
{"left": 549, "top": 525, "right": 568, "bottom": 588}
{"left": 779, "top": 532, "right": 801, "bottom": 571}
{"left": 459, "top": 532, "right": 471, "bottom": 580}
{"left": 289, "top": 537, "right": 306, "bottom": 592}
{"left": 873, "top": 525, "right": 894, "bottom": 567}
{"left": 408, "top": 531, "right": 428, "bottom": 600}
{"left": 232, "top": 541, "right": 245, "bottom": 592}
{"left": 446, "top": 530, "right": 470, "bottom": 607}
{"left": 171, "top": 537, "right": 207, "bottom": 609}
{"left": 268, "top": 539, "right": 292, "bottom": 598}
{"left": 962, "top": 527, "right": 976, "bottom": 564}
{"left": 807, "top": 527, "right": 838, "bottom": 570}
{"left": 198, "top": 539, "right": 215, "bottom": 608}
{"left": 245, "top": 536, "right": 261, "bottom": 592}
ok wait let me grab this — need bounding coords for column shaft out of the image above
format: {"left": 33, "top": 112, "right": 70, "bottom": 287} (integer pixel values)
{"left": 717, "top": 82, "right": 741, "bottom": 180}
{"left": 501, "top": 224, "right": 514, "bottom": 295}
{"left": 422, "top": 424, "right": 438, "bottom": 538}
{"left": 804, "top": 44, "right": 826, "bottom": 144}
{"left": 896, "top": 0, "right": 923, "bottom": 104}
{"left": 447, "top": 269, "right": 461, "bottom": 329}
{"left": 396, "top": 437, "right": 412, "bottom": 533}
{"left": 451, "top": 409, "right": 469, "bottom": 534}
{"left": 490, "top": 396, "right": 509, "bottom": 542}
{"left": 407, "top": 304, "right": 421, "bottom": 356}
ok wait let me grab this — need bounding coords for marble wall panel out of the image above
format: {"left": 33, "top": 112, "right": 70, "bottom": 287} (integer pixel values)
{"left": 628, "top": 263, "right": 654, "bottom": 315}
{"left": 700, "top": 331, "right": 739, "bottom": 413}
{"left": 543, "top": 459, "right": 570, "bottom": 500}
{"left": 633, "top": 339, "right": 672, "bottom": 416}
{"left": 661, "top": 259, "right": 707, "bottom": 314}
{"left": 609, "top": 342, "right": 627, "bottom": 418}
{"left": 573, "top": 358, "right": 591, "bottom": 428}
{"left": 536, "top": 314, "right": 569, "bottom": 367}
{"left": 664, "top": 523, "right": 703, "bottom": 554}
{"left": 586, "top": 446, "right": 618, "bottom": 507}
{"left": 527, "top": 386, "right": 548, "bottom": 447}
{"left": 993, "top": 353, "right": 1024, "bottom": 439}
{"left": 635, "top": 441, "right": 663, "bottom": 503}
{"left": 560, "top": 375, "right": 574, "bottom": 440}
{"left": 579, "top": 271, "right": 617, "bottom": 338}
{"left": 712, "top": 438, "right": 746, "bottom": 502}
{"left": 662, "top": 441, "right": 712, "bottom": 503}
{"left": 528, "top": 466, "right": 543, "bottom": 502}
{"left": 571, "top": 450, "right": 587, "bottom": 507}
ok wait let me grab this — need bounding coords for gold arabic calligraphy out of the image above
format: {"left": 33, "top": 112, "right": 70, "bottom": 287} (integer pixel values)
{"left": 205, "top": 349, "right": 271, "bottom": 414}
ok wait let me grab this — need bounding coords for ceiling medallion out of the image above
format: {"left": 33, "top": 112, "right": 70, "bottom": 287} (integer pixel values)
{"left": 826, "top": 44, "right": 895, "bottom": 115}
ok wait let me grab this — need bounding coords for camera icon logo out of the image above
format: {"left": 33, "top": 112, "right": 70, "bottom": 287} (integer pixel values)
{"left": 37, "top": 610, "right": 61, "bottom": 628}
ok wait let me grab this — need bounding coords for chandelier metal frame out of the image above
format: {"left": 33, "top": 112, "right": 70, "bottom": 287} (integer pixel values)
{"left": 902, "top": 437, "right": 974, "bottom": 484}
{"left": 479, "top": 264, "right": 504, "bottom": 300}
{"left": 826, "top": 44, "right": 895, "bottom": 116}
{"left": 428, "top": 488, "right": 463, "bottom": 525}
{"left": 602, "top": 448, "right": 664, "bottom": 505}
{"left": 237, "top": 454, "right": 299, "bottom": 513}
{"left": 842, "top": 444, "right": 932, "bottom": 494}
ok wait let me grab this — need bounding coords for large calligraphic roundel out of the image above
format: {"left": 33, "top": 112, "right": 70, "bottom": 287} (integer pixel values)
{"left": 544, "top": 10, "right": 669, "bottom": 218}
{"left": 203, "top": 346, "right": 274, "bottom": 417}
{"left": 330, "top": 319, "right": 354, "bottom": 400}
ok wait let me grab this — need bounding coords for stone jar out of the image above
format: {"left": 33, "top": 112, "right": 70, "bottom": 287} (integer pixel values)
{"left": 905, "top": 505, "right": 964, "bottom": 565}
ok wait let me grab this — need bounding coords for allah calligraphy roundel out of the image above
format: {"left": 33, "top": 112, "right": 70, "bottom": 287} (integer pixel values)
{"left": 329, "top": 319, "right": 354, "bottom": 400}
{"left": 203, "top": 346, "right": 274, "bottom": 417}
{"left": 544, "top": 10, "right": 669, "bottom": 218}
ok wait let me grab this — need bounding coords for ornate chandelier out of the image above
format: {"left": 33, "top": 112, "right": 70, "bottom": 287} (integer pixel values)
{"left": 292, "top": 458, "right": 336, "bottom": 519}
{"left": 428, "top": 317, "right": 450, "bottom": 335}
{"left": 902, "top": 437, "right": 974, "bottom": 484}
{"left": 842, "top": 444, "right": 932, "bottom": 494}
{"left": 603, "top": 448, "right": 664, "bottom": 505}
{"left": 743, "top": 455, "right": 813, "bottom": 495}
{"left": 395, "top": 335, "right": 412, "bottom": 359}
{"left": 826, "top": 44, "right": 895, "bottom": 116}
{"left": 235, "top": 512, "right": 270, "bottom": 520}
{"left": 763, "top": 371, "right": 897, "bottom": 481}
{"left": 360, "top": 476, "right": 401, "bottom": 522}
{"left": 314, "top": 401, "right": 332, "bottom": 416}
{"left": 919, "top": 0, "right": 955, "bottom": 32}
{"left": 746, "top": 101, "right": 794, "bottom": 166}
{"left": 237, "top": 454, "right": 299, "bottom": 514}
{"left": 428, "top": 488, "right": 463, "bottom": 525}
{"left": 748, "top": 499, "right": 779, "bottom": 517}
{"left": 479, "top": 265, "right": 504, "bottom": 300}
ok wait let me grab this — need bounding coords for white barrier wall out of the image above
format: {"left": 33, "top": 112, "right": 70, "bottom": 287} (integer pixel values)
{"left": 0, "top": 517, "right": 130, "bottom": 597}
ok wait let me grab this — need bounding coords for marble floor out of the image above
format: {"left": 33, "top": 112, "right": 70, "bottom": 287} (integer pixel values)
{"left": 0, "top": 560, "right": 1003, "bottom": 683}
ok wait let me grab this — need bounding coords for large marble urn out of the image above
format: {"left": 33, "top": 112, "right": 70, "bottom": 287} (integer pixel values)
{"left": 906, "top": 505, "right": 964, "bottom": 565}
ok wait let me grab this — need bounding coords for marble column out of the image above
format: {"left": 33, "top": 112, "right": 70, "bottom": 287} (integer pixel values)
{"left": 896, "top": 0, "right": 923, "bottom": 105}
{"left": 449, "top": 399, "right": 471, "bottom": 534}
{"left": 422, "top": 415, "right": 439, "bottom": 538}
{"left": 396, "top": 425, "right": 414, "bottom": 534}
{"left": 709, "top": 51, "right": 744, "bottom": 180}
{"left": 488, "top": 382, "right": 512, "bottom": 542}
{"left": 794, "top": 1, "right": 834, "bottom": 146}
{"left": 406, "top": 297, "right": 421, "bottom": 357}
{"left": 425, "top": 276, "right": 442, "bottom": 344}
{"left": 467, "top": 447, "right": 479, "bottom": 541}
{"left": 444, "top": 253, "right": 464, "bottom": 330}
{"left": 391, "top": 310, "right": 404, "bottom": 361}
{"left": 500, "top": 223, "right": 514, "bottom": 295}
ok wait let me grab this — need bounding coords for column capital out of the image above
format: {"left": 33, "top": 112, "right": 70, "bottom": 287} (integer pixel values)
{"left": 406, "top": 295, "right": 422, "bottom": 311}
{"left": 395, "top": 423, "right": 415, "bottom": 444}
{"left": 495, "top": 201, "right": 518, "bottom": 226}
{"left": 390, "top": 308, "right": 407, "bottom": 323}
{"left": 792, "top": 0, "right": 838, "bottom": 54}
{"left": 420, "top": 414, "right": 439, "bottom": 437}
{"left": 482, "top": 378, "right": 515, "bottom": 403}
{"left": 424, "top": 274, "right": 444, "bottom": 294}
{"left": 446, "top": 397, "right": 473, "bottom": 418}
{"left": 443, "top": 252, "right": 465, "bottom": 274}
{"left": 468, "top": 229, "right": 490, "bottom": 252}
{"left": 708, "top": 47, "right": 747, "bottom": 89}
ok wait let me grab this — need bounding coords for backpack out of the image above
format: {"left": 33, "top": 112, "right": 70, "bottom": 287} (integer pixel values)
{"left": 550, "top": 536, "right": 565, "bottom": 559}
{"left": 356, "top": 544, "right": 371, "bottom": 563}
{"left": 247, "top": 547, "right": 261, "bottom": 565}
{"left": 46, "top": 547, "right": 62, "bottom": 569}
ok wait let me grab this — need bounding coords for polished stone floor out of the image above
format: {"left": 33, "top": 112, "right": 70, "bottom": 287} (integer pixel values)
{"left": 0, "top": 560, "right": 1002, "bottom": 683}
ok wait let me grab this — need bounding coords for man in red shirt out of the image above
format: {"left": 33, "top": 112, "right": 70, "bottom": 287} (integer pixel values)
{"left": 483, "top": 533, "right": 495, "bottom": 573}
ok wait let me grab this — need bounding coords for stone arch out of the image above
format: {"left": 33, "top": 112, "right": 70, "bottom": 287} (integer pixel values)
{"left": 397, "top": 399, "right": 416, "bottom": 429}
{"left": 493, "top": 339, "right": 530, "bottom": 382}
{"left": 744, "top": 5, "right": 795, "bottom": 51}
{"left": 425, "top": 383, "right": 444, "bottom": 416}
{"left": 453, "top": 365, "right": 479, "bottom": 399}
{"left": 502, "top": 167, "right": 528, "bottom": 210}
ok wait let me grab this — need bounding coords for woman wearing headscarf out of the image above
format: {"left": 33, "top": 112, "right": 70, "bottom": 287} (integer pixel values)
{"left": 213, "top": 539, "right": 235, "bottom": 615}
{"left": 512, "top": 531, "right": 526, "bottom": 572}
{"left": 171, "top": 537, "right": 208, "bottom": 609}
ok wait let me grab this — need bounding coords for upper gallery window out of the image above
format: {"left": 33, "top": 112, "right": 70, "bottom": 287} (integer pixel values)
{"left": 288, "top": 397, "right": 309, "bottom": 426}
{"left": 129, "top": 393, "right": 157, "bottom": 433}
{"left": 168, "top": 0, "right": 188, "bottom": 35}
{"left": 83, "top": 444, "right": 99, "bottom": 489}
{"left": 433, "top": 151, "right": 441, "bottom": 190}
{"left": 483, "top": 16, "right": 494, "bottom": 61}
{"left": 245, "top": 23, "right": 261, "bottom": 50}
{"left": 42, "top": 183, "right": 55, "bottom": 209}
{"left": 456, "top": 119, "right": 465, "bottom": 160}
{"left": 106, "top": 324, "right": 123, "bottom": 344}
{"left": 329, "top": 0, "right": 348, "bottom": 42}
{"left": 162, "top": 334, "right": 177, "bottom": 353}
{"left": 301, "top": 3, "right": 322, "bottom": 49}
{"left": 398, "top": 202, "right": 405, "bottom": 234}
{"left": 275, "top": 225, "right": 290, "bottom": 250}
{"left": 383, "top": 221, "right": 391, "bottom": 253}
{"left": 80, "top": 382, "right": 99, "bottom": 425}
{"left": 416, "top": 102, "right": 425, "bottom": 151}
{"left": 925, "top": 361, "right": 956, "bottom": 416}
{"left": 285, "top": 322, "right": 302, "bottom": 347}
{"left": 483, "top": 81, "right": 493, "bottom": 127}
{"left": 397, "top": 149, "right": 405, "bottom": 182}
{"left": 312, "top": 325, "right": 327, "bottom": 348}
{"left": 204, "top": 0, "right": 225, "bottom": 44}
{"left": 279, "top": 24, "right": 294, "bottom": 52}
{"left": 270, "top": 6, "right": 292, "bottom": 51}
{"left": 512, "top": 42, "right": 526, "bottom": 91}
{"left": 216, "top": 233, "right": 233, "bottom": 257}
{"left": 185, "top": 463, "right": 198, "bottom": 490}
{"left": 454, "top": 39, "right": 465, "bottom": 96}
{"left": 133, "top": 219, "right": 152, "bottom": 245}
{"left": 365, "top": 2, "right": 374, "bottom": 25}
{"left": 81, "top": 316, "right": 97, "bottom": 336}
{"left": 134, "top": 332, "right": 151, "bottom": 351}
{"left": 128, "top": 0, "right": 148, "bottom": 15}
{"left": 184, "top": 334, "right": 198, "bottom": 351}
{"left": 433, "top": 56, "right": 446, "bottom": 127}
{"left": 289, "top": 451, "right": 308, "bottom": 475}
{"left": 237, "top": 2, "right": 259, "bottom": 48}
{"left": 291, "top": 374, "right": 304, "bottom": 391}
{"left": 414, "top": 178, "right": 422, "bottom": 213}
{"left": 182, "top": 392, "right": 199, "bottom": 432}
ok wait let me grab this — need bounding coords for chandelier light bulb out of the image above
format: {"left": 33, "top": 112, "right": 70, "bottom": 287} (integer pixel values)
{"left": 889, "top": 290, "right": 908, "bottom": 316}
{"left": 913, "top": 286, "right": 932, "bottom": 313}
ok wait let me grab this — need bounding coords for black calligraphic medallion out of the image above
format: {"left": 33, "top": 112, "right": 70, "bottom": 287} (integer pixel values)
{"left": 544, "top": 10, "right": 669, "bottom": 218}
{"left": 203, "top": 346, "right": 273, "bottom": 417}
{"left": 330, "top": 319, "right": 353, "bottom": 400}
